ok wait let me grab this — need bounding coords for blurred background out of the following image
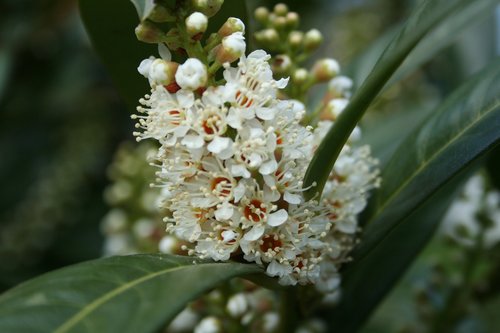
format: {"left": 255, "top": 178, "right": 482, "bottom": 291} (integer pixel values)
{"left": 0, "top": 0, "right": 498, "bottom": 332}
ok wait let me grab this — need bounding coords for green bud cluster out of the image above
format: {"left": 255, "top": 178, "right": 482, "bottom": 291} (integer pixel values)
{"left": 253, "top": 3, "right": 339, "bottom": 103}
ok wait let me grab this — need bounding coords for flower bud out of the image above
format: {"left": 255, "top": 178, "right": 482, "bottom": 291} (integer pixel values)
{"left": 255, "top": 28, "right": 279, "bottom": 46}
{"left": 304, "top": 28, "right": 323, "bottom": 51}
{"left": 215, "top": 32, "right": 246, "bottom": 63}
{"left": 185, "top": 12, "right": 208, "bottom": 36}
{"left": 254, "top": 6, "right": 269, "bottom": 23}
{"left": 165, "top": 28, "right": 183, "bottom": 53}
{"left": 286, "top": 12, "right": 299, "bottom": 28}
{"left": 194, "top": 317, "right": 221, "bottom": 333}
{"left": 274, "top": 3, "right": 289, "bottom": 16}
{"left": 135, "top": 21, "right": 165, "bottom": 43}
{"left": 226, "top": 293, "right": 248, "bottom": 317}
{"left": 272, "top": 54, "right": 291, "bottom": 75}
{"left": 321, "top": 98, "right": 349, "bottom": 121}
{"left": 292, "top": 68, "right": 308, "bottom": 85}
{"left": 191, "top": 0, "right": 224, "bottom": 17}
{"left": 288, "top": 30, "right": 303, "bottom": 49}
{"left": 273, "top": 16, "right": 287, "bottom": 30}
{"left": 159, "top": 235, "right": 180, "bottom": 254}
{"left": 147, "top": 59, "right": 179, "bottom": 87}
{"left": 218, "top": 17, "right": 245, "bottom": 37}
{"left": 312, "top": 58, "right": 340, "bottom": 82}
{"left": 328, "top": 76, "right": 353, "bottom": 98}
{"left": 175, "top": 58, "right": 208, "bottom": 90}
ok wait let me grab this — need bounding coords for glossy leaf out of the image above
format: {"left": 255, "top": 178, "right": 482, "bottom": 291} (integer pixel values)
{"left": 303, "top": 0, "right": 495, "bottom": 200}
{"left": 355, "top": 59, "right": 500, "bottom": 261}
{"left": 0, "top": 254, "right": 261, "bottom": 333}
{"left": 79, "top": 0, "right": 156, "bottom": 112}
{"left": 346, "top": 0, "right": 498, "bottom": 88}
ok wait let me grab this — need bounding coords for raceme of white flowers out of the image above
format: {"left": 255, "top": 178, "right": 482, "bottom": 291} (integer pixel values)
{"left": 441, "top": 173, "right": 500, "bottom": 248}
{"left": 133, "top": 25, "right": 379, "bottom": 289}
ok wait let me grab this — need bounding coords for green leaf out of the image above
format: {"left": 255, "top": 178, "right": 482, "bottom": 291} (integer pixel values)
{"left": 0, "top": 254, "right": 261, "bottom": 333}
{"left": 328, "top": 173, "right": 467, "bottom": 333}
{"left": 355, "top": 59, "right": 500, "bottom": 260}
{"left": 346, "top": 0, "right": 498, "bottom": 88}
{"left": 303, "top": 0, "right": 495, "bottom": 200}
{"left": 79, "top": 0, "right": 156, "bottom": 112}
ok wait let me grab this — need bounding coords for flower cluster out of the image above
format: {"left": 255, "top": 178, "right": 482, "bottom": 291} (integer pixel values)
{"left": 131, "top": 1, "right": 379, "bottom": 288}
{"left": 441, "top": 173, "right": 500, "bottom": 248}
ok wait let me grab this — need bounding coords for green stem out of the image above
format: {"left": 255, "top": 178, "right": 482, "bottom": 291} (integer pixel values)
{"left": 279, "top": 288, "right": 300, "bottom": 333}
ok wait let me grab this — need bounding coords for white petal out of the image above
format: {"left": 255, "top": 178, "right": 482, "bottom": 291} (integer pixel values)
{"left": 284, "top": 191, "right": 302, "bottom": 204}
{"left": 158, "top": 43, "right": 172, "bottom": 61}
{"left": 259, "top": 159, "right": 278, "bottom": 175}
{"left": 181, "top": 135, "right": 204, "bottom": 149}
{"left": 275, "top": 77, "right": 289, "bottom": 89}
{"left": 243, "top": 225, "right": 265, "bottom": 241}
{"left": 267, "top": 209, "right": 288, "bottom": 226}
{"left": 255, "top": 107, "right": 276, "bottom": 120}
{"left": 207, "top": 136, "right": 231, "bottom": 153}
{"left": 230, "top": 164, "right": 251, "bottom": 178}
{"left": 176, "top": 89, "right": 194, "bottom": 108}
{"left": 215, "top": 203, "right": 234, "bottom": 221}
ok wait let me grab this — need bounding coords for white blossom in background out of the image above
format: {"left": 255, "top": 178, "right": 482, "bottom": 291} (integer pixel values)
{"left": 134, "top": 34, "right": 379, "bottom": 288}
{"left": 441, "top": 173, "right": 500, "bottom": 248}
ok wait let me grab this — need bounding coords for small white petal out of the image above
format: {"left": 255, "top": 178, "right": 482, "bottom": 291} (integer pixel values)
{"left": 267, "top": 209, "right": 288, "bottom": 226}
{"left": 259, "top": 159, "right": 278, "bottom": 175}
{"left": 243, "top": 225, "right": 265, "bottom": 241}
{"left": 207, "top": 136, "right": 231, "bottom": 153}
{"left": 284, "top": 191, "right": 302, "bottom": 204}
{"left": 181, "top": 135, "right": 204, "bottom": 149}
{"left": 215, "top": 203, "right": 234, "bottom": 221}
{"left": 158, "top": 43, "right": 172, "bottom": 61}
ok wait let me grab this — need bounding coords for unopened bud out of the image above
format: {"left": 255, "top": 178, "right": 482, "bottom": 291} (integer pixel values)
{"left": 159, "top": 235, "right": 180, "bottom": 254}
{"left": 254, "top": 6, "right": 269, "bottom": 23}
{"left": 227, "top": 293, "right": 248, "bottom": 317}
{"left": 328, "top": 76, "right": 353, "bottom": 98}
{"left": 288, "top": 31, "right": 304, "bottom": 49}
{"left": 304, "top": 29, "right": 323, "bottom": 51}
{"left": 272, "top": 54, "right": 292, "bottom": 75}
{"left": 147, "top": 4, "right": 176, "bottom": 22}
{"left": 191, "top": 0, "right": 224, "bottom": 18}
{"left": 321, "top": 98, "right": 349, "bottom": 121}
{"left": 175, "top": 58, "right": 208, "bottom": 90}
{"left": 274, "top": 3, "right": 289, "bottom": 16}
{"left": 185, "top": 12, "right": 208, "bottom": 36}
{"left": 165, "top": 28, "right": 182, "bottom": 52}
{"left": 216, "top": 32, "right": 246, "bottom": 63}
{"left": 312, "top": 58, "right": 340, "bottom": 82}
{"left": 218, "top": 17, "right": 245, "bottom": 37}
{"left": 286, "top": 12, "right": 299, "bottom": 28}
{"left": 148, "top": 59, "right": 179, "bottom": 87}
{"left": 194, "top": 317, "right": 221, "bottom": 333}
{"left": 255, "top": 28, "right": 279, "bottom": 45}
{"left": 135, "top": 21, "right": 165, "bottom": 43}
{"left": 292, "top": 68, "right": 309, "bottom": 85}
{"left": 273, "top": 16, "right": 287, "bottom": 30}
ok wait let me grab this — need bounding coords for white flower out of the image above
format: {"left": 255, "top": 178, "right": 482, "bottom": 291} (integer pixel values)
{"left": 170, "top": 308, "right": 199, "bottom": 332}
{"left": 226, "top": 293, "right": 248, "bottom": 317}
{"left": 175, "top": 58, "right": 208, "bottom": 90}
{"left": 194, "top": 317, "right": 221, "bottom": 333}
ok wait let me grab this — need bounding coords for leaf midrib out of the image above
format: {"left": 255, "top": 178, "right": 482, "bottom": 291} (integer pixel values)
{"left": 54, "top": 262, "right": 215, "bottom": 333}
{"left": 367, "top": 99, "right": 500, "bottom": 230}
